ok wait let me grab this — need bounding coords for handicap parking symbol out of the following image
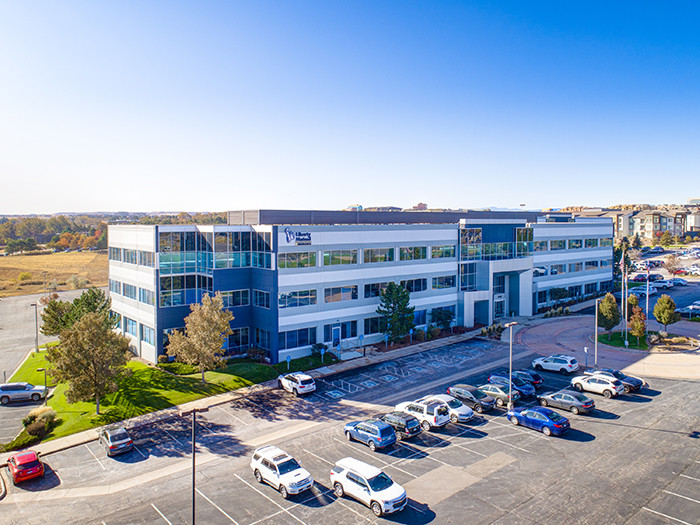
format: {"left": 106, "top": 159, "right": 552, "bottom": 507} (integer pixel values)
{"left": 326, "top": 390, "right": 345, "bottom": 399}
{"left": 380, "top": 375, "right": 398, "bottom": 382}
{"left": 360, "top": 380, "right": 379, "bottom": 388}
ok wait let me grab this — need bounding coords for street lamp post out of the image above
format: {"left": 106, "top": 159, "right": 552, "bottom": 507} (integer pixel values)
{"left": 594, "top": 297, "right": 602, "bottom": 368}
{"left": 504, "top": 322, "right": 518, "bottom": 410}
{"left": 30, "top": 303, "right": 39, "bottom": 353}
{"left": 180, "top": 407, "right": 210, "bottom": 525}
{"left": 37, "top": 368, "right": 47, "bottom": 390}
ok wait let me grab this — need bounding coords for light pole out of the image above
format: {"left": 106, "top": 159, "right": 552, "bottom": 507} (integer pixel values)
{"left": 37, "top": 368, "right": 47, "bottom": 390}
{"left": 594, "top": 297, "right": 602, "bottom": 368}
{"left": 30, "top": 303, "right": 39, "bottom": 353}
{"left": 504, "top": 321, "right": 518, "bottom": 410}
{"left": 180, "top": 407, "right": 210, "bottom": 525}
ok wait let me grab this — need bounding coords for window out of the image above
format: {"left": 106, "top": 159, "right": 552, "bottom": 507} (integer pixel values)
{"left": 109, "top": 279, "right": 121, "bottom": 294}
{"left": 400, "top": 278, "right": 427, "bottom": 293}
{"left": 323, "top": 250, "right": 357, "bottom": 265}
{"left": 460, "top": 262, "right": 477, "bottom": 291}
{"left": 585, "top": 283, "right": 597, "bottom": 294}
{"left": 414, "top": 309, "right": 427, "bottom": 325}
{"left": 493, "top": 275, "right": 505, "bottom": 294}
{"left": 139, "top": 288, "right": 155, "bottom": 305}
{"left": 431, "top": 305, "right": 455, "bottom": 320}
{"left": 228, "top": 327, "right": 249, "bottom": 354}
{"left": 254, "top": 328, "right": 270, "bottom": 350}
{"left": 278, "top": 251, "right": 316, "bottom": 268}
{"left": 364, "top": 317, "right": 381, "bottom": 335}
{"left": 324, "top": 286, "right": 358, "bottom": 303}
{"left": 568, "top": 239, "right": 582, "bottom": 250}
{"left": 600, "top": 238, "right": 613, "bottom": 247}
{"left": 568, "top": 285, "right": 582, "bottom": 297}
{"left": 432, "top": 275, "right": 456, "bottom": 289}
{"left": 108, "top": 247, "right": 122, "bottom": 261}
{"left": 399, "top": 246, "right": 427, "bottom": 261}
{"left": 600, "top": 259, "right": 612, "bottom": 268}
{"left": 460, "top": 228, "right": 482, "bottom": 244}
{"left": 431, "top": 245, "right": 455, "bottom": 258}
{"left": 138, "top": 251, "right": 155, "bottom": 267}
{"left": 364, "top": 282, "right": 390, "bottom": 298}
{"left": 537, "top": 290, "right": 548, "bottom": 303}
{"left": 222, "top": 290, "right": 250, "bottom": 308}
{"left": 363, "top": 248, "right": 394, "bottom": 263}
{"left": 124, "top": 317, "right": 137, "bottom": 337}
{"left": 140, "top": 325, "right": 155, "bottom": 346}
{"left": 551, "top": 264, "right": 566, "bottom": 275}
{"left": 123, "top": 249, "right": 138, "bottom": 265}
{"left": 569, "top": 262, "right": 583, "bottom": 273}
{"left": 278, "top": 289, "right": 317, "bottom": 308}
{"left": 533, "top": 240, "right": 548, "bottom": 252}
{"left": 585, "top": 238, "right": 599, "bottom": 248}
{"left": 516, "top": 228, "right": 533, "bottom": 256}
{"left": 253, "top": 290, "right": 271, "bottom": 309}
{"left": 324, "top": 321, "right": 357, "bottom": 342}
{"left": 585, "top": 261, "right": 599, "bottom": 271}
{"left": 550, "top": 240, "right": 566, "bottom": 250}
{"left": 279, "top": 327, "right": 317, "bottom": 350}
{"left": 123, "top": 283, "right": 137, "bottom": 300}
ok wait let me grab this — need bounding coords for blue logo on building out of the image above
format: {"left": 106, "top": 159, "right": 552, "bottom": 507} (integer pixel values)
{"left": 284, "top": 227, "right": 311, "bottom": 245}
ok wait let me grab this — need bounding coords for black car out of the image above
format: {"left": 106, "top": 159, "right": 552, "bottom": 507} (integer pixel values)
{"left": 583, "top": 368, "right": 645, "bottom": 393}
{"left": 493, "top": 368, "right": 544, "bottom": 389}
{"left": 537, "top": 389, "right": 595, "bottom": 415}
{"left": 446, "top": 384, "right": 496, "bottom": 413}
{"left": 378, "top": 411, "right": 422, "bottom": 440}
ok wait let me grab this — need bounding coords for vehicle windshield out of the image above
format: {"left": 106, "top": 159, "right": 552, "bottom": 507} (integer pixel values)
{"left": 548, "top": 412, "right": 566, "bottom": 423}
{"left": 380, "top": 427, "right": 395, "bottom": 438}
{"left": 111, "top": 430, "right": 130, "bottom": 442}
{"left": 16, "top": 460, "right": 41, "bottom": 471}
{"left": 572, "top": 393, "right": 589, "bottom": 402}
{"left": 611, "top": 371, "right": 625, "bottom": 380}
{"left": 277, "top": 458, "right": 301, "bottom": 475}
{"left": 512, "top": 377, "right": 527, "bottom": 387}
{"left": 367, "top": 472, "right": 394, "bottom": 492}
{"left": 300, "top": 379, "right": 314, "bottom": 385}
{"left": 473, "top": 389, "right": 487, "bottom": 399}
{"left": 446, "top": 399, "right": 462, "bottom": 409}
{"left": 436, "top": 405, "right": 449, "bottom": 416}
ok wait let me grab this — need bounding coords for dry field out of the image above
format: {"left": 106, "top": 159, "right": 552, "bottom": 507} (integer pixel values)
{"left": 0, "top": 251, "right": 108, "bottom": 297}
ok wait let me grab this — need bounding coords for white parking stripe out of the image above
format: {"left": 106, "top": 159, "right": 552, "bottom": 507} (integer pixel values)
{"left": 160, "top": 426, "right": 184, "bottom": 446}
{"left": 215, "top": 405, "right": 249, "bottom": 426}
{"left": 133, "top": 445, "right": 147, "bottom": 458}
{"left": 663, "top": 490, "right": 700, "bottom": 505}
{"left": 642, "top": 507, "right": 692, "bottom": 525}
{"left": 248, "top": 487, "right": 334, "bottom": 525}
{"left": 302, "top": 448, "right": 335, "bottom": 466}
{"left": 333, "top": 498, "right": 374, "bottom": 523}
{"left": 151, "top": 503, "right": 172, "bottom": 525}
{"left": 196, "top": 488, "right": 240, "bottom": 524}
{"left": 392, "top": 441, "right": 451, "bottom": 466}
{"left": 233, "top": 473, "right": 307, "bottom": 525}
{"left": 680, "top": 474, "right": 700, "bottom": 482}
{"left": 333, "top": 438, "right": 417, "bottom": 478}
{"left": 84, "top": 444, "right": 106, "bottom": 471}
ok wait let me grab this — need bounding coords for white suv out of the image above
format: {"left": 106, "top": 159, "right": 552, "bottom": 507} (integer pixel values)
{"left": 571, "top": 375, "right": 624, "bottom": 398}
{"left": 532, "top": 355, "right": 580, "bottom": 375}
{"left": 250, "top": 446, "right": 314, "bottom": 498}
{"left": 330, "top": 457, "right": 407, "bottom": 517}
{"left": 418, "top": 394, "right": 474, "bottom": 423}
{"left": 395, "top": 399, "right": 451, "bottom": 431}
{"left": 277, "top": 372, "right": 316, "bottom": 396}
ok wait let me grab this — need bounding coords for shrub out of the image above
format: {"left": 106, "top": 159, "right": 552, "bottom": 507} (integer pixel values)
{"left": 0, "top": 430, "right": 42, "bottom": 453}
{"left": 481, "top": 327, "right": 488, "bottom": 336}
{"left": 67, "top": 274, "right": 88, "bottom": 289}
{"left": 157, "top": 354, "right": 169, "bottom": 364}
{"left": 658, "top": 330, "right": 669, "bottom": 339}
{"left": 564, "top": 307, "right": 571, "bottom": 315}
{"left": 543, "top": 311, "right": 550, "bottom": 318}
{"left": 648, "top": 334, "right": 660, "bottom": 345}
{"left": 415, "top": 328, "right": 426, "bottom": 342}
{"left": 247, "top": 347, "right": 267, "bottom": 362}
{"left": 429, "top": 325, "right": 441, "bottom": 339}
{"left": 26, "top": 420, "right": 49, "bottom": 437}
{"left": 310, "top": 343, "right": 327, "bottom": 356}
{"left": 158, "top": 361, "right": 198, "bottom": 375}
{"left": 18, "top": 271, "right": 32, "bottom": 281}
{"left": 22, "top": 414, "right": 37, "bottom": 427}
{"left": 28, "top": 406, "right": 54, "bottom": 419}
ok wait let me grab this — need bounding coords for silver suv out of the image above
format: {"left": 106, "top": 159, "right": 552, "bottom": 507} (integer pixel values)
{"left": 0, "top": 383, "right": 48, "bottom": 405}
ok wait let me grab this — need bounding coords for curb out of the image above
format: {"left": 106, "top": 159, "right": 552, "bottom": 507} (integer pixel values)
{"left": 0, "top": 468, "right": 6, "bottom": 500}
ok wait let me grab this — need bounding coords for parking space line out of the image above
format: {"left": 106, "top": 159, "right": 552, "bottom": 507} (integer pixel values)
{"left": 84, "top": 444, "right": 106, "bottom": 471}
{"left": 302, "top": 448, "right": 335, "bottom": 466}
{"left": 680, "top": 474, "right": 700, "bottom": 482}
{"left": 160, "top": 426, "right": 185, "bottom": 446}
{"left": 151, "top": 503, "right": 172, "bottom": 525}
{"left": 663, "top": 489, "right": 700, "bottom": 504}
{"left": 393, "top": 425, "right": 480, "bottom": 466}
{"left": 249, "top": 487, "right": 334, "bottom": 525}
{"left": 196, "top": 488, "right": 240, "bottom": 524}
{"left": 490, "top": 437, "right": 531, "bottom": 454}
{"left": 642, "top": 507, "right": 692, "bottom": 525}
{"left": 215, "top": 405, "right": 249, "bottom": 426}
{"left": 241, "top": 397, "right": 275, "bottom": 414}
{"left": 393, "top": 441, "right": 452, "bottom": 466}
{"left": 133, "top": 445, "right": 147, "bottom": 458}
{"left": 451, "top": 443, "right": 487, "bottom": 458}
{"left": 233, "top": 473, "right": 307, "bottom": 525}
{"left": 333, "top": 438, "right": 418, "bottom": 478}
{"left": 333, "top": 498, "right": 374, "bottom": 523}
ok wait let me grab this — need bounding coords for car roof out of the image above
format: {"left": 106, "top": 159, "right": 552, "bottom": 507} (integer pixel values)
{"left": 335, "top": 457, "right": 382, "bottom": 478}
{"left": 285, "top": 371, "right": 313, "bottom": 380}
{"left": 425, "top": 394, "right": 456, "bottom": 403}
{"left": 451, "top": 384, "right": 477, "bottom": 391}
{"left": 104, "top": 426, "right": 129, "bottom": 436}
{"left": 254, "top": 445, "right": 293, "bottom": 463}
{"left": 0, "top": 382, "right": 30, "bottom": 388}
{"left": 12, "top": 450, "right": 39, "bottom": 464}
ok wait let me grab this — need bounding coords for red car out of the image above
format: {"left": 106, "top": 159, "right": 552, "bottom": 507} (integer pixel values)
{"left": 7, "top": 450, "right": 44, "bottom": 485}
{"left": 631, "top": 275, "right": 647, "bottom": 282}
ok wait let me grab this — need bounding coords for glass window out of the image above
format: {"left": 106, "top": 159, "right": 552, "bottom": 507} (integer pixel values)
{"left": 414, "top": 309, "right": 427, "bottom": 325}
{"left": 493, "top": 275, "right": 505, "bottom": 294}
{"left": 551, "top": 264, "right": 566, "bottom": 275}
{"left": 431, "top": 245, "right": 456, "bottom": 258}
{"left": 140, "top": 325, "right": 155, "bottom": 345}
{"left": 139, "top": 288, "right": 155, "bottom": 305}
{"left": 109, "top": 279, "right": 121, "bottom": 294}
{"left": 569, "top": 262, "right": 583, "bottom": 273}
{"left": 323, "top": 321, "right": 357, "bottom": 342}
{"left": 363, "top": 248, "right": 395, "bottom": 263}
{"left": 323, "top": 250, "right": 357, "bottom": 265}
{"left": 585, "top": 238, "right": 599, "bottom": 248}
{"left": 460, "top": 228, "right": 482, "bottom": 244}
{"left": 568, "top": 239, "right": 582, "bottom": 250}
{"left": 124, "top": 317, "right": 137, "bottom": 337}
{"left": 550, "top": 240, "right": 566, "bottom": 250}
{"left": 600, "top": 238, "right": 613, "bottom": 247}
{"left": 432, "top": 275, "right": 456, "bottom": 289}
{"left": 460, "top": 262, "right": 477, "bottom": 291}
{"left": 364, "top": 317, "right": 381, "bottom": 334}
{"left": 228, "top": 327, "right": 249, "bottom": 354}
{"left": 585, "top": 260, "right": 599, "bottom": 271}
{"left": 364, "top": 282, "right": 390, "bottom": 298}
{"left": 123, "top": 283, "right": 137, "bottom": 300}
{"left": 533, "top": 241, "right": 548, "bottom": 252}
{"left": 278, "top": 251, "right": 316, "bottom": 268}
{"left": 254, "top": 328, "right": 270, "bottom": 350}
{"left": 108, "top": 247, "right": 122, "bottom": 260}
{"left": 399, "top": 246, "right": 427, "bottom": 261}
{"left": 278, "top": 290, "right": 317, "bottom": 308}
{"left": 138, "top": 251, "right": 155, "bottom": 267}
{"left": 400, "top": 278, "right": 427, "bottom": 293}
{"left": 324, "top": 286, "right": 358, "bottom": 303}
{"left": 222, "top": 289, "right": 250, "bottom": 308}
{"left": 253, "top": 290, "right": 271, "bottom": 309}
{"left": 279, "top": 327, "right": 317, "bottom": 350}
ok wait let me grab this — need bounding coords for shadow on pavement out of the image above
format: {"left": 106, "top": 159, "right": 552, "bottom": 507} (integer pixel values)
{"left": 588, "top": 409, "right": 620, "bottom": 420}
{"left": 616, "top": 394, "right": 651, "bottom": 403}
{"left": 560, "top": 429, "right": 596, "bottom": 442}
{"left": 384, "top": 499, "right": 436, "bottom": 524}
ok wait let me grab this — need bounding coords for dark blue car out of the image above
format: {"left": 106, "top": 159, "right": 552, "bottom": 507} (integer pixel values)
{"left": 344, "top": 419, "right": 397, "bottom": 451}
{"left": 506, "top": 407, "right": 570, "bottom": 436}
{"left": 487, "top": 373, "right": 536, "bottom": 398}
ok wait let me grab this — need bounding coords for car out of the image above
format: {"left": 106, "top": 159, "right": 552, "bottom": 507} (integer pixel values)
{"left": 377, "top": 412, "right": 422, "bottom": 440}
{"left": 98, "top": 427, "right": 134, "bottom": 456}
{"left": 446, "top": 384, "right": 496, "bottom": 413}
{"left": 647, "top": 273, "right": 664, "bottom": 282}
{"left": 649, "top": 246, "right": 664, "bottom": 254}
{"left": 506, "top": 407, "right": 570, "bottom": 436}
{"left": 634, "top": 286, "right": 658, "bottom": 298}
{"left": 344, "top": 419, "right": 397, "bottom": 451}
{"left": 477, "top": 383, "right": 521, "bottom": 407}
{"left": 676, "top": 305, "right": 700, "bottom": 319}
{"left": 487, "top": 373, "right": 536, "bottom": 398}
{"left": 251, "top": 445, "right": 314, "bottom": 498}
{"left": 0, "top": 382, "right": 49, "bottom": 405}
{"left": 640, "top": 246, "right": 651, "bottom": 254}
{"left": 584, "top": 368, "right": 645, "bottom": 393}
{"left": 419, "top": 394, "right": 474, "bottom": 423}
{"left": 670, "top": 278, "right": 688, "bottom": 286}
{"left": 571, "top": 375, "right": 624, "bottom": 398}
{"left": 513, "top": 369, "right": 544, "bottom": 389}
{"left": 532, "top": 355, "right": 580, "bottom": 375}
{"left": 395, "top": 398, "right": 450, "bottom": 431}
{"left": 7, "top": 450, "right": 45, "bottom": 485}
{"left": 653, "top": 280, "right": 674, "bottom": 289}
{"left": 331, "top": 457, "right": 407, "bottom": 517}
{"left": 277, "top": 372, "right": 316, "bottom": 396}
{"left": 537, "top": 389, "right": 595, "bottom": 415}
{"left": 631, "top": 274, "right": 648, "bottom": 282}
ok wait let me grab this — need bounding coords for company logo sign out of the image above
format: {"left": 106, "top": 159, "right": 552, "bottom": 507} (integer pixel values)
{"left": 284, "top": 227, "right": 312, "bottom": 245}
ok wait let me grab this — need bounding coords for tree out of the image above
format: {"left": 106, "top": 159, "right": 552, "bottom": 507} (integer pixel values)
{"left": 597, "top": 293, "right": 621, "bottom": 340}
{"left": 549, "top": 287, "right": 569, "bottom": 306}
{"left": 664, "top": 254, "right": 681, "bottom": 276}
{"left": 660, "top": 231, "right": 672, "bottom": 247}
{"left": 41, "top": 287, "right": 114, "bottom": 336}
{"left": 40, "top": 299, "right": 74, "bottom": 336}
{"left": 653, "top": 294, "right": 680, "bottom": 331}
{"left": 632, "top": 234, "right": 643, "bottom": 250}
{"left": 613, "top": 247, "right": 632, "bottom": 281}
{"left": 46, "top": 312, "right": 131, "bottom": 414}
{"left": 376, "top": 282, "right": 415, "bottom": 343}
{"left": 431, "top": 308, "right": 455, "bottom": 331}
{"left": 626, "top": 294, "right": 639, "bottom": 322}
{"left": 167, "top": 293, "right": 233, "bottom": 382}
{"left": 629, "top": 306, "right": 646, "bottom": 346}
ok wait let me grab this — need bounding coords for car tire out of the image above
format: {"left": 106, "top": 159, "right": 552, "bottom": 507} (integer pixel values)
{"left": 539, "top": 399, "right": 548, "bottom": 407}
{"left": 510, "top": 416, "right": 519, "bottom": 426}
{"left": 254, "top": 469, "right": 263, "bottom": 484}
{"left": 603, "top": 390, "right": 613, "bottom": 399}
{"left": 0, "top": 396, "right": 9, "bottom": 405}
{"left": 279, "top": 485, "right": 289, "bottom": 499}
{"left": 574, "top": 383, "right": 583, "bottom": 392}
{"left": 395, "top": 431, "right": 402, "bottom": 441}
{"left": 571, "top": 406, "right": 580, "bottom": 415}
{"left": 371, "top": 501, "right": 383, "bottom": 517}
{"left": 535, "top": 364, "right": 543, "bottom": 371}
{"left": 369, "top": 441, "right": 377, "bottom": 452}
{"left": 334, "top": 482, "right": 344, "bottom": 498}
{"left": 277, "top": 379, "right": 283, "bottom": 389}
{"left": 624, "top": 385, "right": 630, "bottom": 394}
{"left": 31, "top": 393, "right": 40, "bottom": 402}
{"left": 345, "top": 431, "right": 353, "bottom": 442}
{"left": 495, "top": 398, "right": 504, "bottom": 407}
{"left": 450, "top": 414, "right": 458, "bottom": 423}
{"left": 421, "top": 420, "right": 431, "bottom": 431}
{"left": 542, "top": 426, "right": 552, "bottom": 436}
{"left": 475, "top": 404, "right": 484, "bottom": 414}
{"left": 559, "top": 368, "right": 568, "bottom": 375}
{"left": 293, "top": 388, "right": 299, "bottom": 397}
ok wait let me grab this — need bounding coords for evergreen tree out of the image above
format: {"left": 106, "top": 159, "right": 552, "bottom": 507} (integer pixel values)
{"left": 597, "top": 293, "right": 621, "bottom": 340}
{"left": 653, "top": 294, "right": 680, "bottom": 331}
{"left": 40, "top": 288, "right": 114, "bottom": 336}
{"left": 376, "top": 282, "right": 415, "bottom": 342}
{"left": 632, "top": 234, "right": 643, "bottom": 250}
{"left": 626, "top": 294, "right": 639, "bottom": 322}
{"left": 660, "top": 231, "right": 672, "bottom": 246}
{"left": 431, "top": 308, "right": 455, "bottom": 331}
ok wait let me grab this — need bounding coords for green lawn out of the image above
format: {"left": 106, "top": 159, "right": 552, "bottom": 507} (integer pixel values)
{"left": 598, "top": 331, "right": 649, "bottom": 350}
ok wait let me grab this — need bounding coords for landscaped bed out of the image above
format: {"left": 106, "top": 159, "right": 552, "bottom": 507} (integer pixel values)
{"left": 598, "top": 331, "right": 698, "bottom": 352}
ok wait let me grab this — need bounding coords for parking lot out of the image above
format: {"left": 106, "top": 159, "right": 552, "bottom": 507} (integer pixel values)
{"left": 2, "top": 337, "right": 699, "bottom": 525}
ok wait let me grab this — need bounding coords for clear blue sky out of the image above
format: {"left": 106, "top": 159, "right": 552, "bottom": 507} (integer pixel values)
{"left": 1, "top": 1, "right": 698, "bottom": 214}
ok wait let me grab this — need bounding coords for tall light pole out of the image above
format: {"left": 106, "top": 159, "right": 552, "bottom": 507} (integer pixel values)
{"left": 504, "top": 321, "right": 518, "bottom": 410}
{"left": 594, "top": 297, "right": 602, "bottom": 368}
{"left": 37, "top": 368, "right": 47, "bottom": 391}
{"left": 30, "top": 303, "right": 39, "bottom": 353}
{"left": 180, "top": 407, "right": 210, "bottom": 525}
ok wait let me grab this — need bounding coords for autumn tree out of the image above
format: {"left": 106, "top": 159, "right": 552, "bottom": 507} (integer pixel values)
{"left": 376, "top": 282, "right": 415, "bottom": 342}
{"left": 167, "top": 293, "right": 233, "bottom": 382}
{"left": 664, "top": 255, "right": 681, "bottom": 276}
{"left": 597, "top": 293, "right": 621, "bottom": 340}
{"left": 626, "top": 294, "right": 639, "bottom": 322}
{"left": 653, "top": 294, "right": 680, "bottom": 331}
{"left": 629, "top": 306, "right": 647, "bottom": 346}
{"left": 46, "top": 312, "right": 131, "bottom": 414}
